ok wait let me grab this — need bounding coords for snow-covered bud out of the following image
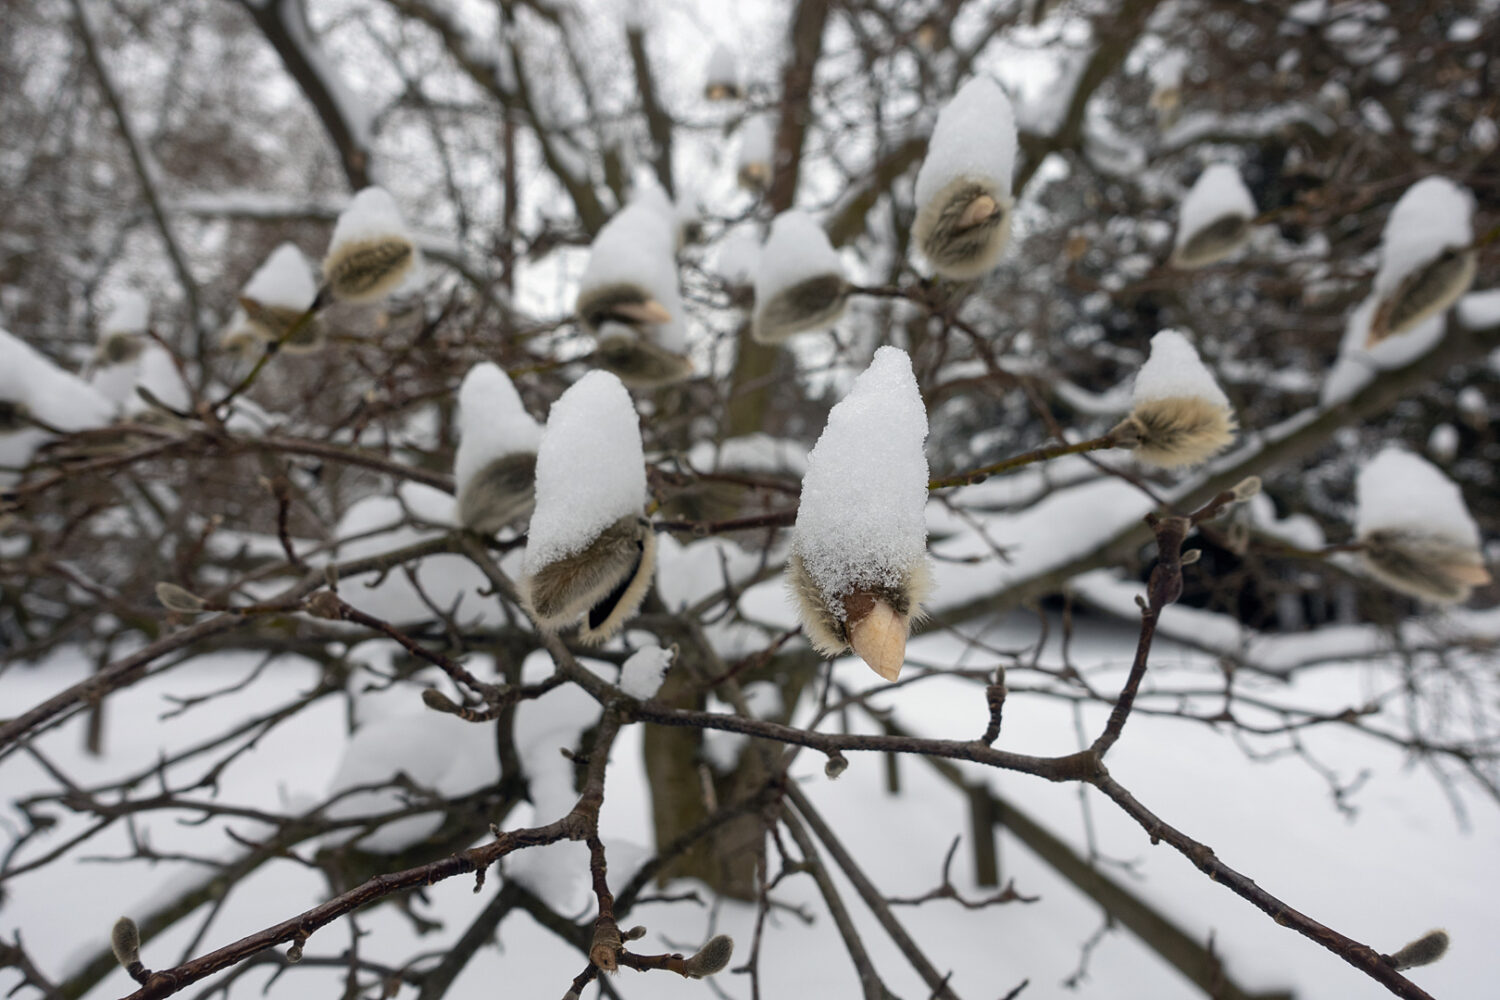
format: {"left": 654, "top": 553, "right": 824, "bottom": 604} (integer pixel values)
{"left": 1113, "top": 330, "right": 1237, "bottom": 469}
{"left": 110, "top": 917, "right": 141, "bottom": 968}
{"left": 824, "top": 751, "right": 848, "bottom": 779}
{"left": 322, "top": 188, "right": 418, "bottom": 304}
{"left": 521, "top": 372, "right": 656, "bottom": 643}
{"left": 1366, "top": 178, "right": 1476, "bottom": 346}
{"left": 1147, "top": 51, "right": 1188, "bottom": 129}
{"left": 682, "top": 935, "right": 734, "bottom": 978}
{"left": 703, "top": 43, "right": 742, "bottom": 101}
{"left": 912, "top": 77, "right": 1016, "bottom": 281}
{"left": 1170, "top": 165, "right": 1256, "bottom": 269}
{"left": 788, "top": 348, "right": 931, "bottom": 681}
{"left": 1387, "top": 929, "right": 1449, "bottom": 971}
{"left": 453, "top": 363, "right": 542, "bottom": 535}
{"left": 1354, "top": 448, "right": 1490, "bottom": 604}
{"left": 155, "top": 581, "right": 207, "bottom": 614}
{"left": 752, "top": 211, "right": 849, "bottom": 344}
{"left": 224, "top": 243, "right": 324, "bottom": 352}
{"left": 95, "top": 291, "right": 149, "bottom": 367}
{"left": 735, "top": 115, "right": 774, "bottom": 192}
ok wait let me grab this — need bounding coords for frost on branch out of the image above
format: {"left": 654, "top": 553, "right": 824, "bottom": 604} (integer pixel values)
{"left": 1170, "top": 164, "right": 1257, "bottom": 269}
{"left": 521, "top": 371, "right": 656, "bottom": 643}
{"left": 752, "top": 210, "right": 849, "bottom": 344}
{"left": 322, "top": 187, "right": 418, "bottom": 304}
{"left": 1113, "top": 330, "right": 1237, "bottom": 468}
{"left": 788, "top": 347, "right": 931, "bottom": 681}
{"left": 453, "top": 362, "right": 541, "bottom": 535}
{"left": 576, "top": 183, "right": 692, "bottom": 388}
{"left": 912, "top": 76, "right": 1017, "bottom": 281}
{"left": 1367, "top": 176, "right": 1475, "bottom": 346}
{"left": 224, "top": 242, "right": 324, "bottom": 354}
{"left": 1353, "top": 447, "right": 1490, "bottom": 604}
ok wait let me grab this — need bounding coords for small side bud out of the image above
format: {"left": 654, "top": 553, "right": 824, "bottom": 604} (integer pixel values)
{"left": 1179, "top": 548, "right": 1202, "bottom": 566}
{"left": 110, "top": 917, "right": 140, "bottom": 967}
{"left": 1387, "top": 929, "right": 1449, "bottom": 971}
{"left": 1231, "top": 476, "right": 1262, "bottom": 501}
{"left": 824, "top": 752, "right": 849, "bottom": 779}
{"left": 155, "top": 582, "right": 207, "bottom": 614}
{"left": 422, "top": 688, "right": 459, "bottom": 714}
{"left": 623, "top": 926, "right": 647, "bottom": 942}
{"left": 682, "top": 935, "right": 734, "bottom": 979}
{"left": 304, "top": 590, "right": 345, "bottom": 620}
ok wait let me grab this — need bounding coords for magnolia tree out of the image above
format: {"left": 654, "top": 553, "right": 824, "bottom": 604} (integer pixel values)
{"left": 1, "top": 2, "right": 1498, "bottom": 999}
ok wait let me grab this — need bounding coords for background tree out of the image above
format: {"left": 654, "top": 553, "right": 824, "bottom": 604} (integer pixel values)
{"left": 1, "top": 1, "right": 1497, "bottom": 999}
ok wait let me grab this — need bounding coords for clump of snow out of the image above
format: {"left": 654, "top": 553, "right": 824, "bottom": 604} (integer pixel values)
{"left": 1131, "top": 330, "right": 1230, "bottom": 408}
{"left": 1174, "top": 165, "right": 1256, "bottom": 253}
{"left": 125, "top": 344, "right": 192, "bottom": 417}
{"left": 0, "top": 327, "right": 116, "bottom": 432}
{"left": 103, "top": 291, "right": 149, "bottom": 335}
{"left": 523, "top": 371, "right": 646, "bottom": 573}
{"left": 453, "top": 362, "right": 541, "bottom": 491}
{"left": 619, "top": 644, "right": 674, "bottom": 699}
{"left": 717, "top": 226, "right": 761, "bottom": 288}
{"left": 328, "top": 187, "right": 412, "bottom": 251}
{"left": 1320, "top": 296, "right": 1444, "bottom": 406}
{"left": 1373, "top": 177, "right": 1473, "bottom": 297}
{"left": 1355, "top": 448, "right": 1479, "bottom": 548}
{"left": 913, "top": 76, "right": 1017, "bottom": 211}
{"left": 1457, "top": 289, "right": 1500, "bottom": 330}
{"left": 793, "top": 347, "right": 929, "bottom": 602}
{"left": 1427, "top": 423, "right": 1459, "bottom": 463}
{"left": 754, "top": 211, "right": 843, "bottom": 305}
{"left": 243, "top": 243, "right": 319, "bottom": 310}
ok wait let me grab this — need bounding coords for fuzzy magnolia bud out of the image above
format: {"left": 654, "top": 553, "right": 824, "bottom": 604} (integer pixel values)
{"left": 110, "top": 917, "right": 141, "bottom": 968}
{"left": 422, "top": 688, "right": 460, "bottom": 714}
{"left": 752, "top": 211, "right": 849, "bottom": 344}
{"left": 1231, "top": 475, "right": 1262, "bottom": 501}
{"left": 1365, "top": 177, "right": 1475, "bottom": 346}
{"left": 824, "top": 752, "right": 849, "bottom": 779}
{"left": 682, "top": 935, "right": 734, "bottom": 979}
{"left": 1114, "top": 331, "right": 1237, "bottom": 469}
{"left": 322, "top": 188, "right": 417, "bottom": 304}
{"left": 594, "top": 323, "right": 693, "bottom": 390}
{"left": 155, "top": 581, "right": 207, "bottom": 614}
{"left": 1170, "top": 164, "right": 1257, "bottom": 269}
{"left": 1387, "top": 929, "right": 1449, "bottom": 971}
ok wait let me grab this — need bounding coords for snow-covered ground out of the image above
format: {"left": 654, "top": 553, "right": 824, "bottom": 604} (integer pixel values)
{"left": 1, "top": 611, "right": 1493, "bottom": 1000}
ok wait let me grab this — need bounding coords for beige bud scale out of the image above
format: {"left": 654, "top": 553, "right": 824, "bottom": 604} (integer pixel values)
{"left": 912, "top": 178, "right": 1013, "bottom": 281}
{"left": 456, "top": 452, "right": 538, "bottom": 535}
{"left": 788, "top": 553, "right": 931, "bottom": 681}
{"left": 522, "top": 514, "right": 657, "bottom": 645}
{"left": 1366, "top": 248, "right": 1477, "bottom": 347}
{"left": 1358, "top": 529, "right": 1491, "bottom": 605}
{"left": 1114, "top": 396, "right": 1238, "bottom": 469}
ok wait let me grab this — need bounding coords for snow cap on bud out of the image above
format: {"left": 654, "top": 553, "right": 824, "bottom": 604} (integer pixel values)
{"left": 1367, "top": 177, "right": 1475, "bottom": 346}
{"left": 703, "top": 43, "right": 742, "bottom": 101}
{"left": 323, "top": 187, "right": 418, "bottom": 304}
{"left": 788, "top": 347, "right": 931, "bottom": 681}
{"left": 1114, "top": 330, "right": 1237, "bottom": 469}
{"left": 735, "top": 114, "right": 774, "bottom": 192}
{"left": 96, "top": 291, "right": 149, "bottom": 367}
{"left": 156, "top": 581, "right": 207, "bottom": 614}
{"left": 1354, "top": 448, "right": 1490, "bottom": 604}
{"left": 1387, "top": 929, "right": 1449, "bottom": 971}
{"left": 912, "top": 76, "right": 1017, "bottom": 280}
{"left": 1171, "top": 164, "right": 1256, "bottom": 269}
{"left": 683, "top": 935, "right": 735, "bottom": 978}
{"left": 752, "top": 211, "right": 849, "bottom": 344}
{"left": 453, "top": 363, "right": 542, "bottom": 535}
{"left": 224, "top": 243, "right": 324, "bottom": 353}
{"left": 1148, "top": 50, "right": 1189, "bottom": 128}
{"left": 576, "top": 187, "right": 692, "bottom": 386}
{"left": 521, "top": 372, "right": 655, "bottom": 643}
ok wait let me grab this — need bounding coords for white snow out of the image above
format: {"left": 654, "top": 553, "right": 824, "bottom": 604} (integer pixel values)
{"left": 1427, "top": 423, "right": 1459, "bottom": 463}
{"left": 619, "top": 644, "right": 674, "bottom": 699}
{"left": 793, "top": 347, "right": 929, "bottom": 603}
{"left": 125, "top": 344, "right": 192, "bottom": 417}
{"left": 102, "top": 291, "right": 149, "bottom": 335}
{"left": 1131, "top": 330, "right": 1230, "bottom": 408}
{"left": 1174, "top": 164, "right": 1256, "bottom": 254}
{"left": 1456, "top": 385, "right": 1485, "bottom": 417}
{"left": 453, "top": 362, "right": 541, "bottom": 492}
{"left": 1148, "top": 49, "right": 1188, "bottom": 91}
{"left": 914, "top": 76, "right": 1018, "bottom": 211}
{"left": 577, "top": 200, "right": 688, "bottom": 353}
{"left": 754, "top": 210, "right": 843, "bottom": 304}
{"left": 1458, "top": 288, "right": 1500, "bottom": 329}
{"left": 523, "top": 371, "right": 646, "bottom": 573}
{"left": 735, "top": 114, "right": 774, "bottom": 172}
{"left": 328, "top": 187, "right": 413, "bottom": 252}
{"left": 1374, "top": 177, "right": 1473, "bottom": 298}
{"left": 716, "top": 225, "right": 761, "bottom": 287}
{"left": 1320, "top": 295, "right": 1445, "bottom": 406}
{"left": 0, "top": 327, "right": 116, "bottom": 432}
{"left": 242, "top": 242, "right": 319, "bottom": 310}
{"left": 1355, "top": 447, "right": 1480, "bottom": 548}
{"left": 704, "top": 43, "right": 739, "bottom": 91}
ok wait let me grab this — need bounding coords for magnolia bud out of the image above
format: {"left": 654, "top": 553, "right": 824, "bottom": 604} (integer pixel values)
{"left": 683, "top": 935, "right": 734, "bottom": 978}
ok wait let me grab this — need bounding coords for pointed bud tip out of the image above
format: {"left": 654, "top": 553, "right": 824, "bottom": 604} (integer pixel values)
{"left": 848, "top": 601, "right": 908, "bottom": 682}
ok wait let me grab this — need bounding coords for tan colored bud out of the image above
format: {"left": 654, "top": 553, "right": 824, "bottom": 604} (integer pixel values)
{"left": 522, "top": 515, "right": 658, "bottom": 644}
{"left": 1113, "top": 396, "right": 1237, "bottom": 469}
{"left": 1367, "top": 249, "right": 1476, "bottom": 347}
{"left": 594, "top": 327, "right": 694, "bottom": 389}
{"left": 913, "top": 177, "right": 1014, "bottom": 281}
{"left": 155, "top": 582, "right": 207, "bottom": 614}
{"left": 322, "top": 237, "right": 416, "bottom": 304}
{"left": 456, "top": 452, "right": 537, "bottom": 535}
{"left": 110, "top": 917, "right": 141, "bottom": 968}
{"left": 1171, "top": 213, "right": 1253, "bottom": 269}
{"left": 786, "top": 553, "right": 931, "bottom": 681}
{"left": 1388, "top": 929, "right": 1449, "bottom": 971}
{"left": 683, "top": 935, "right": 734, "bottom": 979}
{"left": 752, "top": 274, "right": 850, "bottom": 344}
{"left": 1359, "top": 529, "right": 1490, "bottom": 604}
